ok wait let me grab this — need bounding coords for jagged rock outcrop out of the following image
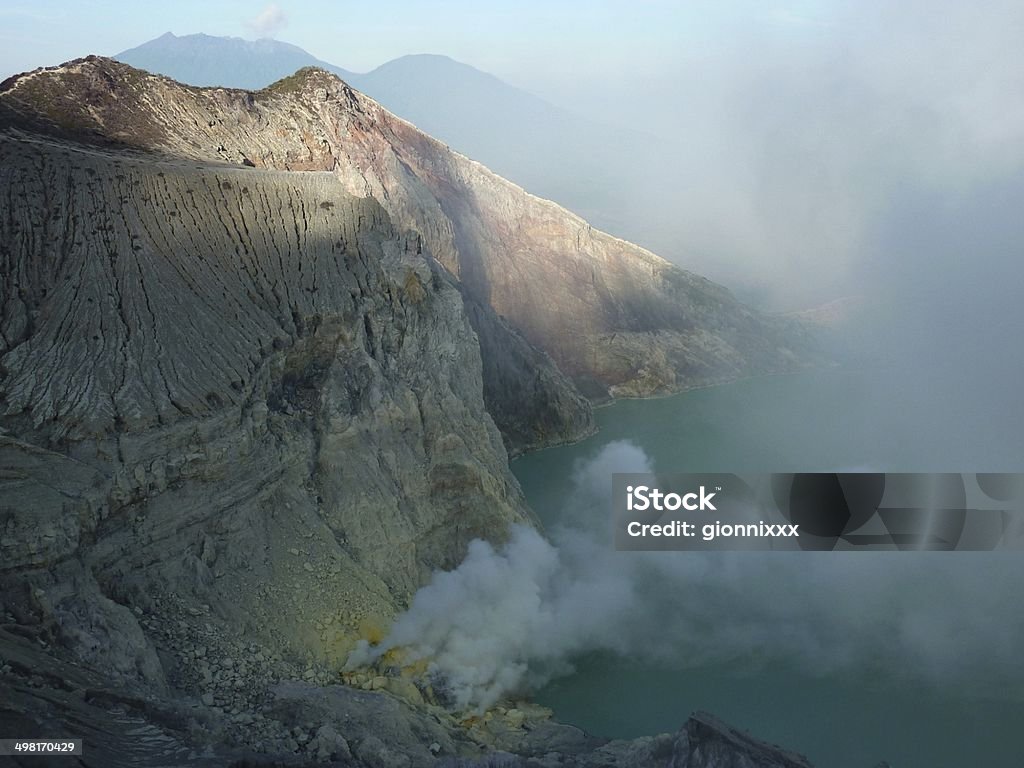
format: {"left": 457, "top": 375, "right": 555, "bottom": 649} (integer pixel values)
{"left": 668, "top": 713, "right": 814, "bottom": 768}
{"left": 0, "top": 57, "right": 820, "bottom": 406}
{"left": 1, "top": 618, "right": 822, "bottom": 768}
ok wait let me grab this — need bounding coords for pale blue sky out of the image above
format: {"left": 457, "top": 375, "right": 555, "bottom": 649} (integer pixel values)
{"left": 0, "top": 0, "right": 837, "bottom": 82}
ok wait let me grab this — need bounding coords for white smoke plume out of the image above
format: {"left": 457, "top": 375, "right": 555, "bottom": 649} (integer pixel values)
{"left": 348, "top": 441, "right": 1024, "bottom": 709}
{"left": 346, "top": 441, "right": 653, "bottom": 709}
{"left": 245, "top": 3, "right": 287, "bottom": 39}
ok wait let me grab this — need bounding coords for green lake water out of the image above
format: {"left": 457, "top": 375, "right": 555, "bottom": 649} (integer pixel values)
{"left": 511, "top": 368, "right": 1024, "bottom": 768}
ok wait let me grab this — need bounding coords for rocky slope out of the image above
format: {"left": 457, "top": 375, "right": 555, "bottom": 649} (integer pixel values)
{"left": 0, "top": 58, "right": 829, "bottom": 766}
{"left": 115, "top": 35, "right": 675, "bottom": 257}
{"left": 0, "top": 57, "right": 820, "bottom": 406}
{"left": 1, "top": 123, "right": 540, "bottom": 674}
{"left": 0, "top": 131, "right": 546, "bottom": 766}
{"left": 1, "top": 615, "right": 819, "bottom": 767}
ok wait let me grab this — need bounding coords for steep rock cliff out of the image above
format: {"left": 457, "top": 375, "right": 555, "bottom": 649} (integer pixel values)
{"left": 0, "top": 131, "right": 535, "bottom": 684}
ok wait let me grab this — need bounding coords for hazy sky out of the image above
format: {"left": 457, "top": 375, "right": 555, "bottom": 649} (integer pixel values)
{"left": 1, "top": 1, "right": 846, "bottom": 82}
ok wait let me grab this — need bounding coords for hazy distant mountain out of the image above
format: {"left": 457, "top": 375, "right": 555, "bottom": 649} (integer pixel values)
{"left": 116, "top": 32, "right": 355, "bottom": 90}
{"left": 351, "top": 54, "right": 635, "bottom": 214}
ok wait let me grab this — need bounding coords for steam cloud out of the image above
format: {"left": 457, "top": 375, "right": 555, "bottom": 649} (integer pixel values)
{"left": 526, "top": 2, "right": 1024, "bottom": 313}
{"left": 349, "top": 441, "right": 1024, "bottom": 710}
{"left": 245, "top": 3, "right": 288, "bottom": 39}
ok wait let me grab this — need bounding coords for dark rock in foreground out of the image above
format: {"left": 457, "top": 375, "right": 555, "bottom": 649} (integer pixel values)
{"left": 669, "top": 713, "right": 814, "bottom": 768}
{"left": 1, "top": 621, "right": 818, "bottom": 767}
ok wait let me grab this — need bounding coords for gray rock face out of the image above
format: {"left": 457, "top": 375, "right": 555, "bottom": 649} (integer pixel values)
{"left": 461, "top": 289, "right": 596, "bottom": 455}
{"left": 0, "top": 130, "right": 530, "bottom": 669}
{"left": 668, "top": 713, "right": 814, "bottom": 768}
{"left": 0, "top": 437, "right": 105, "bottom": 570}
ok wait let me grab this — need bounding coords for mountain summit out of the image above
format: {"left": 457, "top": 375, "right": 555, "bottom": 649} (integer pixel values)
{"left": 1, "top": 57, "right": 817, "bottom": 408}
{"left": 116, "top": 31, "right": 355, "bottom": 89}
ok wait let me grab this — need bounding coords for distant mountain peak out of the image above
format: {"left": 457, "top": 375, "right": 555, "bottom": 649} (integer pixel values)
{"left": 114, "top": 32, "right": 354, "bottom": 90}
{"left": 363, "top": 53, "right": 509, "bottom": 83}
{"left": 389, "top": 53, "right": 461, "bottom": 64}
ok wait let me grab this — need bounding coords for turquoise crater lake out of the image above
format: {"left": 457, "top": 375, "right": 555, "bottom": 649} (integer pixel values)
{"left": 512, "top": 369, "right": 1024, "bottom": 768}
